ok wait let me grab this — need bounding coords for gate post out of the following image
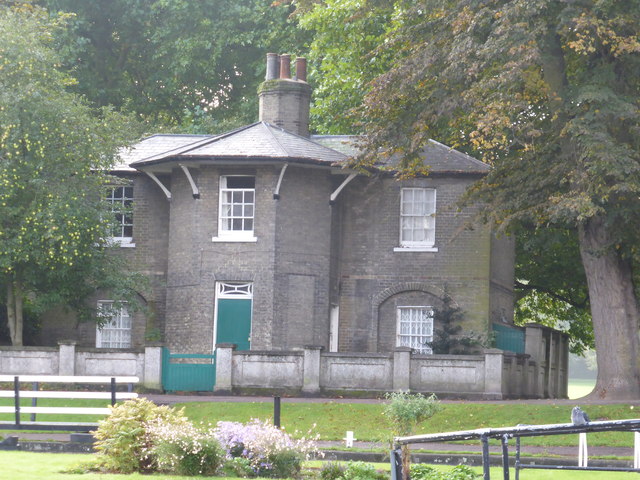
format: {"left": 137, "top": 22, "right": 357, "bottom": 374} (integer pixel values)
{"left": 58, "top": 341, "right": 76, "bottom": 376}
{"left": 144, "top": 343, "right": 163, "bottom": 390}
{"left": 214, "top": 343, "right": 236, "bottom": 393}
{"left": 302, "top": 345, "right": 323, "bottom": 394}
{"left": 393, "top": 347, "right": 412, "bottom": 391}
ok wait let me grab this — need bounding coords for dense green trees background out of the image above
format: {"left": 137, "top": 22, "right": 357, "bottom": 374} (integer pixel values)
{"left": 0, "top": 3, "right": 144, "bottom": 345}
{"left": 3, "top": 0, "right": 639, "bottom": 398}
{"left": 300, "top": 0, "right": 639, "bottom": 399}
{"left": 42, "top": 0, "right": 308, "bottom": 132}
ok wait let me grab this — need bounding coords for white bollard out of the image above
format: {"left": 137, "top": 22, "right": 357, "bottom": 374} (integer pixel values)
{"left": 343, "top": 431, "right": 356, "bottom": 448}
{"left": 634, "top": 432, "right": 640, "bottom": 469}
{"left": 578, "top": 432, "right": 588, "bottom": 467}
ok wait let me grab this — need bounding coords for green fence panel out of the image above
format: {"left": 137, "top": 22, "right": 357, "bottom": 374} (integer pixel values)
{"left": 492, "top": 323, "right": 525, "bottom": 353}
{"left": 162, "top": 348, "right": 216, "bottom": 392}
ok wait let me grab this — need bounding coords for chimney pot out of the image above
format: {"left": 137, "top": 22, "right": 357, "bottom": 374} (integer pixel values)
{"left": 295, "top": 57, "right": 307, "bottom": 82}
{"left": 279, "top": 54, "right": 291, "bottom": 79}
{"left": 265, "top": 53, "right": 279, "bottom": 80}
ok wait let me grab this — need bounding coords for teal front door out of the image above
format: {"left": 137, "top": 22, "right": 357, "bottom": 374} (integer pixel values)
{"left": 215, "top": 282, "right": 253, "bottom": 351}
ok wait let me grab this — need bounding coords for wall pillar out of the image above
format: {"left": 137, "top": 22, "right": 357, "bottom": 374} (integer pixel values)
{"left": 393, "top": 347, "right": 412, "bottom": 391}
{"left": 143, "top": 343, "right": 163, "bottom": 390}
{"left": 302, "top": 345, "right": 323, "bottom": 394}
{"left": 58, "top": 341, "right": 76, "bottom": 376}
{"left": 214, "top": 344, "right": 236, "bottom": 393}
{"left": 483, "top": 349, "right": 504, "bottom": 400}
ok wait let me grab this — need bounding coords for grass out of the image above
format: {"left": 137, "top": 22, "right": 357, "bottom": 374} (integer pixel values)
{"left": 3, "top": 397, "right": 637, "bottom": 448}
{"left": 176, "top": 401, "right": 640, "bottom": 447}
{"left": 569, "top": 379, "right": 596, "bottom": 399}
{"left": 0, "top": 397, "right": 109, "bottom": 423}
{"left": 1, "top": 452, "right": 638, "bottom": 479}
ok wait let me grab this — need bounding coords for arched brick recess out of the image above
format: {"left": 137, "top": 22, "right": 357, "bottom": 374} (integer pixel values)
{"left": 372, "top": 283, "right": 451, "bottom": 352}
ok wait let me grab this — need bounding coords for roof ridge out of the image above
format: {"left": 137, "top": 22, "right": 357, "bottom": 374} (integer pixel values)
{"left": 427, "top": 139, "right": 488, "bottom": 169}
{"left": 259, "top": 122, "right": 290, "bottom": 156}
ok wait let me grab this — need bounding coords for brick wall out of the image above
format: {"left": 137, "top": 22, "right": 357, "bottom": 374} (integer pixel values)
{"left": 334, "top": 174, "right": 506, "bottom": 353}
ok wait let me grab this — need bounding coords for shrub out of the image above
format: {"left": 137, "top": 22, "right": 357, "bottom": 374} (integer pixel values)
{"left": 214, "top": 418, "right": 321, "bottom": 478}
{"left": 410, "top": 464, "right": 480, "bottom": 480}
{"left": 147, "top": 420, "right": 224, "bottom": 476}
{"left": 383, "top": 392, "right": 442, "bottom": 437}
{"left": 411, "top": 464, "right": 444, "bottom": 480}
{"left": 221, "top": 457, "right": 255, "bottom": 478}
{"left": 343, "top": 461, "right": 387, "bottom": 480}
{"left": 92, "top": 397, "right": 191, "bottom": 473}
{"left": 320, "top": 462, "right": 346, "bottom": 480}
{"left": 446, "top": 465, "right": 480, "bottom": 480}
{"left": 384, "top": 392, "right": 442, "bottom": 480}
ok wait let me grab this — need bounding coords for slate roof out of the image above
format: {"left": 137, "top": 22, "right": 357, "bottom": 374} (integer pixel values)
{"left": 114, "top": 123, "right": 487, "bottom": 176}
{"left": 312, "top": 135, "right": 489, "bottom": 175}
{"left": 121, "top": 122, "right": 347, "bottom": 172}
{"left": 114, "top": 134, "right": 210, "bottom": 172}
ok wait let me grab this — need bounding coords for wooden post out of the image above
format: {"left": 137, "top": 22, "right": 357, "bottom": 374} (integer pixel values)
{"left": 13, "top": 376, "right": 20, "bottom": 428}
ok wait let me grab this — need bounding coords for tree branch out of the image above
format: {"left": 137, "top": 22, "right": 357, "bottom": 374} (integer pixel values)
{"left": 515, "top": 279, "right": 588, "bottom": 309}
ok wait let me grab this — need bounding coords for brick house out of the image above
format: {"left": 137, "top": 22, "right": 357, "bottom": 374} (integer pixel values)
{"left": 31, "top": 54, "right": 567, "bottom": 397}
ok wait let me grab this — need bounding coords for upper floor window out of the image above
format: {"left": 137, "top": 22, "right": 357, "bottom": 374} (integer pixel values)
{"left": 216, "top": 176, "right": 256, "bottom": 241}
{"left": 96, "top": 301, "right": 132, "bottom": 349}
{"left": 106, "top": 185, "right": 134, "bottom": 247}
{"left": 397, "top": 187, "right": 436, "bottom": 251}
{"left": 396, "top": 306, "right": 433, "bottom": 354}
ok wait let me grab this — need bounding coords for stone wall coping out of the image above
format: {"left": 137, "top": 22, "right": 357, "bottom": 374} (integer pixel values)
{"left": 76, "top": 348, "right": 145, "bottom": 354}
{"left": 412, "top": 353, "right": 485, "bottom": 361}
{"left": 0, "top": 346, "right": 58, "bottom": 352}
{"left": 321, "top": 352, "right": 392, "bottom": 359}
{"left": 233, "top": 349, "right": 304, "bottom": 357}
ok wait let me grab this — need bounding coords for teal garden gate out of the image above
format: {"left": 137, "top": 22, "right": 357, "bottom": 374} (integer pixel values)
{"left": 161, "top": 348, "right": 216, "bottom": 392}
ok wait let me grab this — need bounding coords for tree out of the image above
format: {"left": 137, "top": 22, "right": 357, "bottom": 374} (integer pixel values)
{"left": 296, "top": 0, "right": 396, "bottom": 134}
{"left": 0, "top": 3, "right": 143, "bottom": 345}
{"left": 427, "top": 290, "right": 486, "bottom": 355}
{"left": 338, "top": 0, "right": 640, "bottom": 399}
{"left": 42, "top": 0, "right": 309, "bottom": 131}
{"left": 514, "top": 224, "right": 594, "bottom": 355}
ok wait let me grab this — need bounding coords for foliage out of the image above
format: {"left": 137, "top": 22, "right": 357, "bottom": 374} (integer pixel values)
{"left": 384, "top": 392, "right": 442, "bottom": 480}
{"left": 320, "top": 461, "right": 347, "bottom": 480}
{"left": 146, "top": 420, "right": 224, "bottom": 476}
{"left": 42, "top": 0, "right": 310, "bottom": 132}
{"left": 411, "top": 464, "right": 480, "bottom": 480}
{"left": 214, "top": 418, "right": 321, "bottom": 478}
{"left": 343, "top": 461, "right": 387, "bottom": 480}
{"left": 92, "top": 398, "right": 191, "bottom": 473}
{"left": 304, "top": 0, "right": 640, "bottom": 399}
{"left": 318, "top": 461, "right": 386, "bottom": 480}
{"left": 296, "top": 0, "right": 397, "bottom": 134}
{"left": 383, "top": 392, "right": 442, "bottom": 437}
{"left": 0, "top": 2, "right": 144, "bottom": 346}
{"left": 513, "top": 224, "right": 593, "bottom": 354}
{"left": 220, "top": 456, "right": 255, "bottom": 478}
{"left": 428, "top": 291, "right": 486, "bottom": 354}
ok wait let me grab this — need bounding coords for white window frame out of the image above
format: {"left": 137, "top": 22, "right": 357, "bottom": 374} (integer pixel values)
{"left": 96, "top": 301, "right": 132, "bottom": 349}
{"left": 394, "top": 187, "right": 437, "bottom": 252}
{"left": 213, "top": 176, "right": 257, "bottom": 242}
{"left": 106, "top": 185, "right": 135, "bottom": 247}
{"left": 396, "top": 306, "right": 434, "bottom": 354}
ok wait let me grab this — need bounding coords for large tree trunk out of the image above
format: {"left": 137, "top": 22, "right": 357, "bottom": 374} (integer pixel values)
{"left": 6, "top": 279, "right": 24, "bottom": 346}
{"left": 578, "top": 216, "right": 640, "bottom": 400}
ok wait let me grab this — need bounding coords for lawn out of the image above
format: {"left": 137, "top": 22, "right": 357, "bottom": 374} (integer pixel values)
{"left": 2, "top": 451, "right": 638, "bottom": 480}
{"left": 569, "top": 379, "right": 596, "bottom": 399}
{"left": 3, "top": 398, "right": 638, "bottom": 448}
{"left": 177, "top": 400, "right": 640, "bottom": 447}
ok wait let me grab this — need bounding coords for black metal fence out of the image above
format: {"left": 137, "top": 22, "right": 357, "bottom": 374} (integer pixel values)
{"left": 392, "top": 418, "right": 640, "bottom": 480}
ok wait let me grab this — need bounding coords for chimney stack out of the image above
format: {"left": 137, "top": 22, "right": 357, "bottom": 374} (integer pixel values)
{"left": 258, "top": 53, "right": 312, "bottom": 137}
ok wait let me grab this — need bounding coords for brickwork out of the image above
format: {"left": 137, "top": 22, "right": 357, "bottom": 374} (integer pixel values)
{"left": 334, "top": 175, "right": 506, "bottom": 353}
{"left": 38, "top": 173, "right": 170, "bottom": 348}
